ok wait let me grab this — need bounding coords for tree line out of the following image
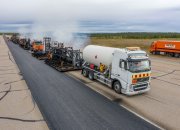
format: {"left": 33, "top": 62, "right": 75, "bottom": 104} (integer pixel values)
{"left": 90, "top": 32, "right": 180, "bottom": 39}
{"left": 0, "top": 32, "right": 18, "bottom": 35}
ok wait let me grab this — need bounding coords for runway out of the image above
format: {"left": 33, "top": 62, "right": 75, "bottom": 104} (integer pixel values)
{"left": 7, "top": 40, "right": 158, "bottom": 130}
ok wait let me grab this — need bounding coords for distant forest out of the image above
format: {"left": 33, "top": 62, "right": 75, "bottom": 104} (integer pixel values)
{"left": 90, "top": 32, "right": 180, "bottom": 39}
{"left": 2, "top": 32, "right": 180, "bottom": 39}
{"left": 0, "top": 33, "right": 17, "bottom": 35}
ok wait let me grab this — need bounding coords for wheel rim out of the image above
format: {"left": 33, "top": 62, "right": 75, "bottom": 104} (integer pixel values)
{"left": 89, "top": 73, "right": 92, "bottom": 79}
{"left": 114, "top": 83, "right": 120, "bottom": 91}
{"left": 83, "top": 70, "right": 87, "bottom": 76}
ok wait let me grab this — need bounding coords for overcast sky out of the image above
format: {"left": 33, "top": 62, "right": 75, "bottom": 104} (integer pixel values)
{"left": 0, "top": 0, "right": 180, "bottom": 33}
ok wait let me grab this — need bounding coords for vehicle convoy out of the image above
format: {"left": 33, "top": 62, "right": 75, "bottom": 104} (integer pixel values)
{"left": 8, "top": 35, "right": 151, "bottom": 95}
{"left": 150, "top": 40, "right": 180, "bottom": 57}
{"left": 82, "top": 45, "right": 151, "bottom": 95}
{"left": 10, "top": 34, "right": 30, "bottom": 50}
{"left": 45, "top": 46, "right": 83, "bottom": 72}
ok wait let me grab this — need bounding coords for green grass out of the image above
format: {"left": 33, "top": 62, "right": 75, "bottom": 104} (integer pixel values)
{"left": 89, "top": 33, "right": 180, "bottom": 52}
{"left": 89, "top": 37, "right": 180, "bottom": 52}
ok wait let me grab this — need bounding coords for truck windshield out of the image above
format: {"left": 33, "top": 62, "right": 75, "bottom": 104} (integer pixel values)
{"left": 128, "top": 60, "right": 150, "bottom": 73}
{"left": 35, "top": 42, "right": 42, "bottom": 45}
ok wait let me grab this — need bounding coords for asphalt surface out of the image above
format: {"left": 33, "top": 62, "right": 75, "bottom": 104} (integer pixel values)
{"left": 7, "top": 40, "right": 159, "bottom": 130}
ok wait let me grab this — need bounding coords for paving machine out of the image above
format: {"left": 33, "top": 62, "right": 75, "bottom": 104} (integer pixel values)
{"left": 19, "top": 38, "right": 31, "bottom": 50}
{"left": 45, "top": 46, "right": 83, "bottom": 72}
{"left": 10, "top": 34, "right": 20, "bottom": 44}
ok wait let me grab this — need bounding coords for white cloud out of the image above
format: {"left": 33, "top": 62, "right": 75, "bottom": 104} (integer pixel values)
{"left": 1, "top": 0, "right": 180, "bottom": 21}
{"left": 1, "top": 0, "right": 180, "bottom": 33}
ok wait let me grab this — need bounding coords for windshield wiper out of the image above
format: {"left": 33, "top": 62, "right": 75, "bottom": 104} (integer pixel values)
{"left": 131, "top": 69, "right": 146, "bottom": 73}
{"left": 130, "top": 69, "right": 140, "bottom": 73}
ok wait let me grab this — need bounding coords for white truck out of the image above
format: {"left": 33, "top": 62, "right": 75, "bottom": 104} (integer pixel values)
{"left": 82, "top": 45, "right": 151, "bottom": 95}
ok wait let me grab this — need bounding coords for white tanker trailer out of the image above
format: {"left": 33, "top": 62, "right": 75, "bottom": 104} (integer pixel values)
{"left": 82, "top": 45, "right": 151, "bottom": 95}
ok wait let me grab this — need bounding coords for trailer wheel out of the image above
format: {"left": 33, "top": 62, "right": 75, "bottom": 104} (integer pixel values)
{"left": 82, "top": 69, "right": 88, "bottom": 77}
{"left": 88, "top": 72, "right": 94, "bottom": 80}
{"left": 113, "top": 81, "right": 122, "bottom": 94}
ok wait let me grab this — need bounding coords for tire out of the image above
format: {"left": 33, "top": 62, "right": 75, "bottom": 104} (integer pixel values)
{"left": 175, "top": 53, "right": 179, "bottom": 58}
{"left": 82, "top": 69, "right": 88, "bottom": 77}
{"left": 88, "top": 72, "right": 94, "bottom": 80}
{"left": 156, "top": 51, "right": 160, "bottom": 55}
{"left": 171, "top": 53, "right": 175, "bottom": 57}
{"left": 113, "top": 81, "right": 122, "bottom": 94}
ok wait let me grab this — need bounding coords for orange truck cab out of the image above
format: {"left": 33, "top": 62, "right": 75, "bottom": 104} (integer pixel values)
{"left": 31, "top": 38, "right": 51, "bottom": 59}
{"left": 150, "top": 40, "right": 180, "bottom": 57}
{"left": 32, "top": 41, "right": 44, "bottom": 52}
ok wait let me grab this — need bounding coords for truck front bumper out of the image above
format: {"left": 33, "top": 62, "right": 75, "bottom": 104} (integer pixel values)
{"left": 122, "top": 83, "right": 150, "bottom": 96}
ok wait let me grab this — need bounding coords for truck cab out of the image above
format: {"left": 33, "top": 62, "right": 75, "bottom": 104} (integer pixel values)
{"left": 150, "top": 41, "right": 157, "bottom": 54}
{"left": 111, "top": 49, "right": 151, "bottom": 95}
{"left": 31, "top": 40, "right": 47, "bottom": 58}
{"left": 32, "top": 41, "right": 44, "bottom": 52}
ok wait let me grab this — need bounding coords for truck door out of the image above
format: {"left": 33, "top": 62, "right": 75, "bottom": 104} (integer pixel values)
{"left": 112, "top": 53, "right": 128, "bottom": 89}
{"left": 119, "top": 59, "right": 128, "bottom": 89}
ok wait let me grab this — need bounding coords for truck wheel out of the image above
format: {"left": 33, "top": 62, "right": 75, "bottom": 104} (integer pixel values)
{"left": 82, "top": 69, "right": 88, "bottom": 77}
{"left": 175, "top": 53, "right": 179, "bottom": 58}
{"left": 88, "top": 72, "right": 94, "bottom": 80}
{"left": 113, "top": 81, "right": 122, "bottom": 94}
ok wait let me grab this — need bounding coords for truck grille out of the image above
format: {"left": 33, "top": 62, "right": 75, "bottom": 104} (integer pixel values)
{"left": 137, "top": 77, "right": 149, "bottom": 82}
{"left": 133, "top": 83, "right": 148, "bottom": 91}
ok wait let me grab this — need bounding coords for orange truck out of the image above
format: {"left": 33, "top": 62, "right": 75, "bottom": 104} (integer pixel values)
{"left": 31, "top": 41, "right": 46, "bottom": 58}
{"left": 31, "top": 37, "right": 52, "bottom": 59}
{"left": 32, "top": 41, "right": 44, "bottom": 52}
{"left": 150, "top": 40, "right": 180, "bottom": 57}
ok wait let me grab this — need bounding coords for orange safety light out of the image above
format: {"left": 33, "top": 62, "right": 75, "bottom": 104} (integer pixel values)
{"left": 132, "top": 79, "right": 137, "bottom": 84}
